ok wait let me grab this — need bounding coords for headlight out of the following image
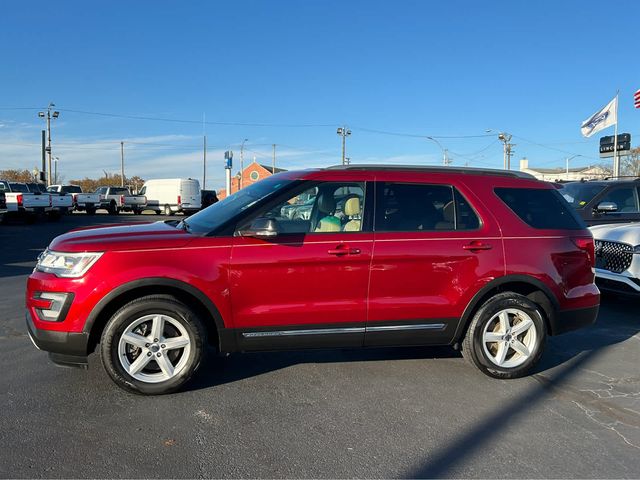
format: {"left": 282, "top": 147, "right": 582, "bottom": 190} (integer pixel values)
{"left": 36, "top": 249, "right": 103, "bottom": 278}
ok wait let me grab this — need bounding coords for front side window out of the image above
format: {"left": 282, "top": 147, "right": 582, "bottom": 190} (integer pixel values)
{"left": 375, "top": 182, "right": 479, "bottom": 232}
{"left": 598, "top": 187, "right": 639, "bottom": 213}
{"left": 240, "top": 182, "right": 366, "bottom": 235}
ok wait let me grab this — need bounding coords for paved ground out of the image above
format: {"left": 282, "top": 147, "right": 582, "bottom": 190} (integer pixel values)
{"left": 0, "top": 213, "right": 639, "bottom": 478}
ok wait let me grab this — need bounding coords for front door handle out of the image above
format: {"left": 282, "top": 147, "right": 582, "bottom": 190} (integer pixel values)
{"left": 328, "top": 246, "right": 361, "bottom": 256}
{"left": 463, "top": 241, "right": 493, "bottom": 251}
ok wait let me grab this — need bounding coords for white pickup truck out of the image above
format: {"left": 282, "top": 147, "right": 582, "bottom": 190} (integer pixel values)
{"left": 47, "top": 184, "right": 100, "bottom": 215}
{"left": 26, "top": 183, "right": 72, "bottom": 217}
{"left": 0, "top": 180, "right": 53, "bottom": 221}
{"left": 95, "top": 186, "right": 146, "bottom": 215}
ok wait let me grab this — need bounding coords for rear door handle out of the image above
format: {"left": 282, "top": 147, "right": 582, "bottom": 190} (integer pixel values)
{"left": 328, "top": 246, "right": 361, "bottom": 256}
{"left": 463, "top": 241, "right": 493, "bottom": 251}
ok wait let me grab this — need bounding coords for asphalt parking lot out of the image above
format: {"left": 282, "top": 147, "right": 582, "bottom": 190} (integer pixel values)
{"left": 0, "top": 213, "right": 639, "bottom": 478}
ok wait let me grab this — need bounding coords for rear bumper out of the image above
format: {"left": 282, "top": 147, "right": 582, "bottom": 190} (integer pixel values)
{"left": 26, "top": 310, "right": 89, "bottom": 367}
{"left": 549, "top": 304, "right": 599, "bottom": 335}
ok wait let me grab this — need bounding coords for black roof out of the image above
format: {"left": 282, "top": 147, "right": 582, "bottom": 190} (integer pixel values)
{"left": 326, "top": 164, "right": 536, "bottom": 179}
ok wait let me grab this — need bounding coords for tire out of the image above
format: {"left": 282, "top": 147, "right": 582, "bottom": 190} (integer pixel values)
{"left": 100, "top": 295, "right": 207, "bottom": 395}
{"left": 108, "top": 201, "right": 119, "bottom": 215}
{"left": 133, "top": 209, "right": 142, "bottom": 215}
{"left": 462, "top": 292, "right": 546, "bottom": 379}
{"left": 154, "top": 210, "right": 161, "bottom": 215}
{"left": 164, "top": 205, "right": 174, "bottom": 216}
{"left": 86, "top": 207, "right": 96, "bottom": 215}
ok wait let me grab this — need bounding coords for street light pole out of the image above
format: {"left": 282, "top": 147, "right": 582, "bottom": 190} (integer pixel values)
{"left": 426, "top": 136, "right": 450, "bottom": 166}
{"left": 240, "top": 139, "right": 248, "bottom": 190}
{"left": 565, "top": 154, "right": 582, "bottom": 177}
{"left": 53, "top": 157, "right": 58, "bottom": 184}
{"left": 498, "top": 132, "right": 513, "bottom": 170}
{"left": 38, "top": 103, "right": 59, "bottom": 186}
{"left": 337, "top": 126, "right": 352, "bottom": 165}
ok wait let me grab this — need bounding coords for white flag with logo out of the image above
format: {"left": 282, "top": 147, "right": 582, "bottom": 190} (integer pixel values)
{"left": 581, "top": 96, "right": 618, "bottom": 138}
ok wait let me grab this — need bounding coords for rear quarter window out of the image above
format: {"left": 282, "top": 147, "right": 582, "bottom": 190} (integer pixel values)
{"left": 495, "top": 187, "right": 586, "bottom": 230}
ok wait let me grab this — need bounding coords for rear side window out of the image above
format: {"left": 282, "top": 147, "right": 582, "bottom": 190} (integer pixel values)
{"left": 375, "top": 182, "right": 480, "bottom": 232}
{"left": 495, "top": 187, "right": 586, "bottom": 230}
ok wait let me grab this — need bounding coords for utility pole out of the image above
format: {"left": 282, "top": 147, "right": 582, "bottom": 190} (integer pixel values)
{"left": 203, "top": 135, "right": 207, "bottom": 190}
{"left": 41, "top": 130, "right": 46, "bottom": 182}
{"left": 120, "top": 141, "right": 125, "bottom": 187}
{"left": 53, "top": 157, "right": 58, "bottom": 184}
{"left": 498, "top": 132, "right": 514, "bottom": 170}
{"left": 426, "top": 136, "right": 450, "bottom": 166}
{"left": 240, "top": 139, "right": 248, "bottom": 190}
{"left": 272, "top": 144, "right": 276, "bottom": 173}
{"left": 337, "top": 126, "right": 352, "bottom": 165}
{"left": 38, "top": 103, "right": 59, "bottom": 186}
{"left": 202, "top": 113, "right": 207, "bottom": 190}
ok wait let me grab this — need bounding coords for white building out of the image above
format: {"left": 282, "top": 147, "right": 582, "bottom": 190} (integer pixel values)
{"left": 519, "top": 158, "right": 608, "bottom": 181}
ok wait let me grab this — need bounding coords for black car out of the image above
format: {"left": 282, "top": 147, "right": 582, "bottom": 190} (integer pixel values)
{"left": 558, "top": 178, "right": 640, "bottom": 226}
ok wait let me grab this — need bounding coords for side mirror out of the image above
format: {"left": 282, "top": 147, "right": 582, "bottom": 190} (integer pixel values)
{"left": 595, "top": 201, "right": 618, "bottom": 213}
{"left": 239, "top": 217, "right": 279, "bottom": 238}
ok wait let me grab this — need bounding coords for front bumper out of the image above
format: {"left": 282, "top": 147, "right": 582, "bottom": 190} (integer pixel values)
{"left": 548, "top": 304, "right": 599, "bottom": 335}
{"left": 26, "top": 311, "right": 89, "bottom": 367}
{"left": 594, "top": 268, "right": 640, "bottom": 296}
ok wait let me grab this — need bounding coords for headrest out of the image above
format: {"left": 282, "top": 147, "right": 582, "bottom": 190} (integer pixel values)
{"left": 442, "top": 201, "right": 455, "bottom": 222}
{"left": 344, "top": 197, "right": 360, "bottom": 216}
{"left": 317, "top": 194, "right": 336, "bottom": 214}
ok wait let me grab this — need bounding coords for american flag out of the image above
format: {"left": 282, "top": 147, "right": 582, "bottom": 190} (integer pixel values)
{"left": 635, "top": 89, "right": 640, "bottom": 108}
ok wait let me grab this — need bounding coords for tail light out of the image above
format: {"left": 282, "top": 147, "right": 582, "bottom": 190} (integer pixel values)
{"left": 17, "top": 194, "right": 23, "bottom": 207}
{"left": 177, "top": 195, "right": 181, "bottom": 206}
{"left": 120, "top": 195, "right": 125, "bottom": 205}
{"left": 571, "top": 236, "right": 595, "bottom": 266}
{"left": 73, "top": 195, "right": 78, "bottom": 205}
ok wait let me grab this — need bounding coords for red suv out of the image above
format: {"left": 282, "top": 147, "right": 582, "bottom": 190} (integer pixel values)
{"left": 26, "top": 166, "right": 600, "bottom": 394}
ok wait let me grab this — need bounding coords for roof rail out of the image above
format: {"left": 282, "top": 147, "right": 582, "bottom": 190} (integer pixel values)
{"left": 325, "top": 164, "right": 536, "bottom": 179}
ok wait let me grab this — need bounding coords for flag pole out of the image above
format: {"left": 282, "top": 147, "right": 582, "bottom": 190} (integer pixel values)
{"left": 613, "top": 91, "right": 619, "bottom": 177}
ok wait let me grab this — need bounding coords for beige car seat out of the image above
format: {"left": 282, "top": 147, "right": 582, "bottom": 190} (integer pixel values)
{"left": 343, "top": 197, "right": 362, "bottom": 232}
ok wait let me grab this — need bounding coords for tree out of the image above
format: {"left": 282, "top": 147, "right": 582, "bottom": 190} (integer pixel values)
{"left": 0, "top": 169, "right": 37, "bottom": 182}
{"left": 620, "top": 147, "right": 640, "bottom": 177}
{"left": 69, "top": 172, "right": 145, "bottom": 193}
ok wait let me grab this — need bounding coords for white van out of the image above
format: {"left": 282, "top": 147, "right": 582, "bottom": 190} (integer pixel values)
{"left": 140, "top": 178, "right": 201, "bottom": 215}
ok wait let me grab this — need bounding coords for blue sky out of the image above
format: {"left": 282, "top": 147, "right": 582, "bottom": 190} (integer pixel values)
{"left": 1, "top": 0, "right": 639, "bottom": 189}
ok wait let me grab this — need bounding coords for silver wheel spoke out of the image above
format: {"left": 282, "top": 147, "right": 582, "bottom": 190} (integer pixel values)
{"left": 121, "top": 332, "right": 148, "bottom": 349}
{"left": 163, "top": 336, "right": 190, "bottom": 350}
{"left": 150, "top": 315, "right": 164, "bottom": 340}
{"left": 494, "top": 341, "right": 508, "bottom": 366}
{"left": 498, "top": 311, "right": 510, "bottom": 333}
{"left": 484, "top": 332, "right": 503, "bottom": 343}
{"left": 128, "top": 353, "right": 152, "bottom": 375}
{"left": 156, "top": 354, "right": 175, "bottom": 378}
{"left": 510, "top": 340, "right": 530, "bottom": 357}
{"left": 511, "top": 318, "right": 533, "bottom": 336}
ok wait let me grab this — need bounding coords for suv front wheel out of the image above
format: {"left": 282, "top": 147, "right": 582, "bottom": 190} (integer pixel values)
{"left": 462, "top": 292, "right": 546, "bottom": 379}
{"left": 100, "top": 295, "right": 207, "bottom": 394}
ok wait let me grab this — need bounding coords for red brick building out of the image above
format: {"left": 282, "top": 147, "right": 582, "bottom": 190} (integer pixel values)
{"left": 217, "top": 160, "right": 286, "bottom": 199}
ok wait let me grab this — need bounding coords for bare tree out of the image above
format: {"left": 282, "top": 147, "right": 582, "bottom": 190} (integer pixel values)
{"left": 620, "top": 147, "right": 640, "bottom": 177}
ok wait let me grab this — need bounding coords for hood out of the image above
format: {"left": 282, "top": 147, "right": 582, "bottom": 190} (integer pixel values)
{"left": 589, "top": 223, "right": 640, "bottom": 245}
{"left": 49, "top": 221, "right": 192, "bottom": 253}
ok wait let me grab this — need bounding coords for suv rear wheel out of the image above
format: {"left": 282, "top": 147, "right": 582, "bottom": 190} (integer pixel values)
{"left": 462, "top": 292, "right": 546, "bottom": 379}
{"left": 100, "top": 295, "right": 207, "bottom": 395}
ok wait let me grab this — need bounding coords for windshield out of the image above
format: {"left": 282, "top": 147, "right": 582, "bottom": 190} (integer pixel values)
{"left": 560, "top": 183, "right": 606, "bottom": 208}
{"left": 182, "top": 176, "right": 296, "bottom": 235}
